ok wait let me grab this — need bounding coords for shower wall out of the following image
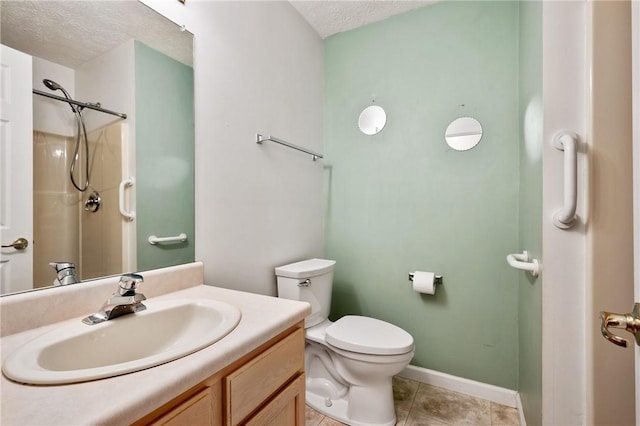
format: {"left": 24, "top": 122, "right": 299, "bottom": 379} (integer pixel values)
{"left": 32, "top": 123, "right": 125, "bottom": 285}
{"left": 81, "top": 123, "right": 125, "bottom": 280}
{"left": 32, "top": 131, "right": 79, "bottom": 287}
{"left": 324, "top": 1, "right": 520, "bottom": 389}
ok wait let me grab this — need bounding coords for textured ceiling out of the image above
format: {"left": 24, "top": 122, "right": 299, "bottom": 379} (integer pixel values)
{"left": 290, "top": 1, "right": 435, "bottom": 39}
{"left": 0, "top": 1, "right": 193, "bottom": 69}
{"left": 0, "top": 1, "right": 430, "bottom": 70}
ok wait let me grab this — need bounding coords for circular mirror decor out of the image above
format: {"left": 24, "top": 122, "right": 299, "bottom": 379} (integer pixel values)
{"left": 445, "top": 117, "right": 483, "bottom": 151}
{"left": 358, "top": 105, "right": 387, "bottom": 135}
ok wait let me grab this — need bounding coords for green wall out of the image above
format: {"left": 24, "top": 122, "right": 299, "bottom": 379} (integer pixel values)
{"left": 135, "top": 41, "right": 195, "bottom": 271}
{"left": 324, "top": 1, "right": 520, "bottom": 389}
{"left": 518, "top": 1, "right": 543, "bottom": 424}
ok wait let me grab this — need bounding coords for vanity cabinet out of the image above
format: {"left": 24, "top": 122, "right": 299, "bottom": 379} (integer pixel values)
{"left": 138, "top": 323, "right": 305, "bottom": 426}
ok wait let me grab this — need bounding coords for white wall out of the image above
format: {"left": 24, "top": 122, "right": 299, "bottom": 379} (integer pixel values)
{"left": 144, "top": 1, "right": 324, "bottom": 295}
{"left": 32, "top": 57, "right": 75, "bottom": 136}
{"left": 76, "top": 40, "right": 135, "bottom": 133}
{"left": 32, "top": 42, "right": 134, "bottom": 137}
{"left": 541, "top": 2, "right": 588, "bottom": 424}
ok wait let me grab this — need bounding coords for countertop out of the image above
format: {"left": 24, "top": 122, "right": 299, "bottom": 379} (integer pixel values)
{"left": 0, "top": 284, "right": 311, "bottom": 425}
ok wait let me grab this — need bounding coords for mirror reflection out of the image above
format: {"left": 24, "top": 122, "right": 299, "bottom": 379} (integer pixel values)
{"left": 0, "top": 1, "right": 195, "bottom": 296}
{"left": 358, "top": 105, "right": 387, "bottom": 135}
{"left": 445, "top": 117, "right": 483, "bottom": 151}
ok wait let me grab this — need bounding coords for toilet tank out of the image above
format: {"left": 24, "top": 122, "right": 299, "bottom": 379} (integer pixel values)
{"left": 275, "top": 258, "right": 336, "bottom": 328}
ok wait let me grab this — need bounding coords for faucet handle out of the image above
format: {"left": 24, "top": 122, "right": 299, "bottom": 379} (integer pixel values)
{"left": 118, "top": 273, "right": 144, "bottom": 296}
{"left": 49, "top": 262, "right": 80, "bottom": 286}
{"left": 49, "top": 262, "right": 76, "bottom": 272}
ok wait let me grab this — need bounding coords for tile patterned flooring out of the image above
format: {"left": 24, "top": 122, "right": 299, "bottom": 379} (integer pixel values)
{"left": 305, "top": 376, "right": 521, "bottom": 426}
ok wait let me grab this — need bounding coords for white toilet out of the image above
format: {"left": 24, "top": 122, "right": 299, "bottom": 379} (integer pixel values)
{"left": 275, "top": 258, "right": 415, "bottom": 426}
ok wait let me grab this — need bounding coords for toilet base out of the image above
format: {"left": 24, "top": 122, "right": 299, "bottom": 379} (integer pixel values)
{"left": 305, "top": 379, "right": 397, "bottom": 426}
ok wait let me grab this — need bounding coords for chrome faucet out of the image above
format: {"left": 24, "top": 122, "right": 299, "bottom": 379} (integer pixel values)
{"left": 49, "top": 262, "right": 81, "bottom": 286}
{"left": 82, "top": 273, "right": 146, "bottom": 325}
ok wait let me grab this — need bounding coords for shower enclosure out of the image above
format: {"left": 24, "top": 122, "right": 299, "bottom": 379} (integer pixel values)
{"left": 32, "top": 71, "right": 132, "bottom": 288}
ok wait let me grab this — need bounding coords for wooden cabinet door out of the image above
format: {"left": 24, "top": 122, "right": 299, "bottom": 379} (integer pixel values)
{"left": 244, "top": 374, "right": 305, "bottom": 426}
{"left": 225, "top": 328, "right": 304, "bottom": 425}
{"left": 150, "top": 386, "right": 220, "bottom": 426}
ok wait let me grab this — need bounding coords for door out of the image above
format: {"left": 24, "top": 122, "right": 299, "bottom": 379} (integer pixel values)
{"left": 598, "top": 2, "right": 640, "bottom": 423}
{"left": 0, "top": 44, "right": 33, "bottom": 294}
{"left": 634, "top": 1, "right": 640, "bottom": 422}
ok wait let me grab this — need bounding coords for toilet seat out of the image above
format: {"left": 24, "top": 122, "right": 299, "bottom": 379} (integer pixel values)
{"left": 325, "top": 315, "right": 414, "bottom": 355}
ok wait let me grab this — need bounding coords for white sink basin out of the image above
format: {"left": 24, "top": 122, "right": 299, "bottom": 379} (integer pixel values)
{"left": 2, "top": 298, "right": 241, "bottom": 385}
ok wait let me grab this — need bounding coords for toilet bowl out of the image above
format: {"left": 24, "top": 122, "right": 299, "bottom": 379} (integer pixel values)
{"left": 275, "top": 259, "right": 415, "bottom": 426}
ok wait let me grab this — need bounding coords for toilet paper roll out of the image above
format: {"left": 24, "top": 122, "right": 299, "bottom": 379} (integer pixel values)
{"left": 412, "top": 271, "right": 436, "bottom": 295}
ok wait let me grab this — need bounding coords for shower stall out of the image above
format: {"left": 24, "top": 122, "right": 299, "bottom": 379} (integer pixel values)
{"left": 32, "top": 69, "right": 133, "bottom": 287}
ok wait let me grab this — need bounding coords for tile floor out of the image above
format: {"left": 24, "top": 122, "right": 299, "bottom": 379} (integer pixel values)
{"left": 305, "top": 376, "right": 520, "bottom": 426}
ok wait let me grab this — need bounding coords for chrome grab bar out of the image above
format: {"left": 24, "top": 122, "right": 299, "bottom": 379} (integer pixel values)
{"left": 256, "top": 133, "right": 323, "bottom": 161}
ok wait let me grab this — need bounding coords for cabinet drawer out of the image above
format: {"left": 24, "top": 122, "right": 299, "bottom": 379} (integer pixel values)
{"left": 245, "top": 374, "right": 305, "bottom": 426}
{"left": 225, "top": 327, "right": 304, "bottom": 425}
{"left": 150, "top": 388, "right": 213, "bottom": 426}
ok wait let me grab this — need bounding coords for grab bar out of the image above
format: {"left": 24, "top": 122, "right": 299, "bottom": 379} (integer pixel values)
{"left": 506, "top": 251, "right": 540, "bottom": 277}
{"left": 553, "top": 131, "right": 578, "bottom": 229}
{"left": 118, "top": 178, "right": 135, "bottom": 221}
{"left": 256, "top": 133, "right": 323, "bottom": 161}
{"left": 148, "top": 233, "right": 187, "bottom": 245}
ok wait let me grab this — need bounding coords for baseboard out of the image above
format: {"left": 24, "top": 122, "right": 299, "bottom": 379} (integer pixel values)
{"left": 398, "top": 365, "right": 519, "bottom": 408}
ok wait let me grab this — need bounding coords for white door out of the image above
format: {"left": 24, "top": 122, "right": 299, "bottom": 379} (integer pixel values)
{"left": 0, "top": 44, "right": 33, "bottom": 294}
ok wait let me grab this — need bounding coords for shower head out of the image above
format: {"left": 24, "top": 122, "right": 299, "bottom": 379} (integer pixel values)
{"left": 43, "top": 79, "right": 75, "bottom": 112}
{"left": 43, "top": 78, "right": 63, "bottom": 91}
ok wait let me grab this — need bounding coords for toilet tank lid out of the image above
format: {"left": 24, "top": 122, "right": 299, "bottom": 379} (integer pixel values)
{"left": 275, "top": 258, "right": 336, "bottom": 278}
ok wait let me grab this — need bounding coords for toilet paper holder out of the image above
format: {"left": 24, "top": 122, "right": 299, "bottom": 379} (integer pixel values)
{"left": 408, "top": 272, "right": 443, "bottom": 286}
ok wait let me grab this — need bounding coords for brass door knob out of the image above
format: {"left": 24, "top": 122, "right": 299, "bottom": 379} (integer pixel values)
{"left": 1, "top": 237, "right": 29, "bottom": 251}
{"left": 600, "top": 303, "right": 640, "bottom": 348}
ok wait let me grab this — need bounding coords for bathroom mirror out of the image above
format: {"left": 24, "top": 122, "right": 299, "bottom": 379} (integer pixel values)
{"left": 358, "top": 105, "right": 387, "bottom": 135}
{"left": 0, "top": 1, "right": 195, "bottom": 296}
{"left": 444, "top": 117, "right": 483, "bottom": 151}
